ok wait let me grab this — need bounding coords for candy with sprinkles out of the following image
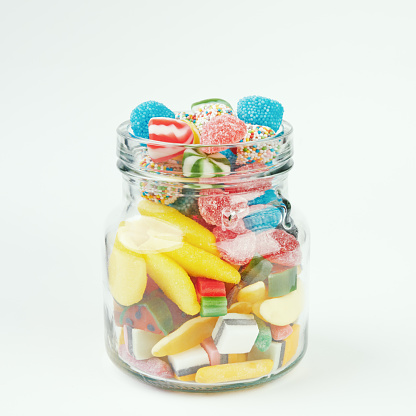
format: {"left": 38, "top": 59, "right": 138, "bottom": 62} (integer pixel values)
{"left": 242, "top": 204, "right": 283, "bottom": 232}
{"left": 139, "top": 180, "right": 182, "bottom": 205}
{"left": 130, "top": 101, "right": 175, "bottom": 139}
{"left": 191, "top": 98, "right": 233, "bottom": 112}
{"left": 123, "top": 326, "right": 164, "bottom": 360}
{"left": 200, "top": 114, "right": 247, "bottom": 154}
{"left": 193, "top": 103, "right": 234, "bottom": 132}
{"left": 237, "top": 96, "right": 284, "bottom": 131}
{"left": 182, "top": 148, "right": 231, "bottom": 178}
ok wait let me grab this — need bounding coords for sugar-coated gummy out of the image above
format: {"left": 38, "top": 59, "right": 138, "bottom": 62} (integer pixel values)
{"left": 237, "top": 96, "right": 284, "bottom": 131}
{"left": 130, "top": 101, "right": 175, "bottom": 139}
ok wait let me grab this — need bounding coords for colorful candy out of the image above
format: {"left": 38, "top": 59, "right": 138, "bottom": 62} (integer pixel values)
{"left": 200, "top": 114, "right": 247, "bottom": 154}
{"left": 247, "top": 341, "right": 285, "bottom": 372}
{"left": 268, "top": 266, "right": 297, "bottom": 298}
{"left": 237, "top": 96, "right": 284, "bottom": 131}
{"left": 182, "top": 148, "right": 231, "bottom": 178}
{"left": 240, "top": 256, "right": 273, "bottom": 284}
{"left": 270, "top": 324, "right": 293, "bottom": 341}
{"left": 282, "top": 324, "right": 300, "bottom": 366}
{"left": 194, "top": 277, "right": 226, "bottom": 301}
{"left": 193, "top": 103, "right": 234, "bottom": 132}
{"left": 168, "top": 345, "right": 210, "bottom": 378}
{"left": 124, "top": 326, "right": 164, "bottom": 360}
{"left": 253, "top": 316, "right": 272, "bottom": 352}
{"left": 243, "top": 204, "right": 283, "bottom": 232}
{"left": 200, "top": 297, "right": 227, "bottom": 317}
{"left": 191, "top": 98, "right": 233, "bottom": 112}
{"left": 248, "top": 189, "right": 282, "bottom": 206}
{"left": 237, "top": 282, "right": 267, "bottom": 304}
{"left": 130, "top": 101, "right": 175, "bottom": 139}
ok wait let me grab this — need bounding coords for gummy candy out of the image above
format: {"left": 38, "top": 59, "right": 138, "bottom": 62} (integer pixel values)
{"left": 124, "top": 326, "right": 164, "bottom": 360}
{"left": 220, "top": 148, "right": 237, "bottom": 165}
{"left": 138, "top": 296, "right": 174, "bottom": 335}
{"left": 168, "top": 345, "right": 210, "bottom": 378}
{"left": 200, "top": 114, "right": 247, "bottom": 154}
{"left": 200, "top": 297, "right": 227, "bottom": 317}
{"left": 237, "top": 96, "right": 283, "bottom": 131}
{"left": 268, "top": 267, "right": 297, "bottom": 298}
{"left": 282, "top": 324, "right": 300, "bottom": 366}
{"left": 182, "top": 148, "right": 231, "bottom": 178}
{"left": 130, "top": 101, "right": 175, "bottom": 139}
{"left": 194, "top": 277, "right": 226, "bottom": 300}
{"left": 270, "top": 324, "right": 293, "bottom": 341}
{"left": 242, "top": 204, "right": 283, "bottom": 232}
{"left": 193, "top": 103, "right": 234, "bottom": 132}
{"left": 148, "top": 118, "right": 195, "bottom": 162}
{"left": 237, "top": 281, "right": 267, "bottom": 304}
{"left": 195, "top": 359, "right": 273, "bottom": 384}
{"left": 152, "top": 316, "right": 218, "bottom": 357}
{"left": 169, "top": 197, "right": 199, "bottom": 217}
{"left": 248, "top": 189, "right": 282, "bottom": 206}
{"left": 240, "top": 256, "right": 273, "bottom": 285}
{"left": 253, "top": 316, "right": 272, "bottom": 352}
{"left": 191, "top": 98, "right": 233, "bottom": 112}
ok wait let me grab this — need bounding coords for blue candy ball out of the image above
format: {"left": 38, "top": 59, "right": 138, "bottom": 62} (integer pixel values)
{"left": 130, "top": 101, "right": 175, "bottom": 139}
{"left": 237, "top": 96, "right": 284, "bottom": 131}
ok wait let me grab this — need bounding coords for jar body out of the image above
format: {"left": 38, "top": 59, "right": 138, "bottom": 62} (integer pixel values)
{"left": 104, "top": 164, "right": 309, "bottom": 391}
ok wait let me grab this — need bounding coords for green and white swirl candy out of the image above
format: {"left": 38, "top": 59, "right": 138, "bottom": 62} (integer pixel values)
{"left": 182, "top": 148, "right": 231, "bottom": 178}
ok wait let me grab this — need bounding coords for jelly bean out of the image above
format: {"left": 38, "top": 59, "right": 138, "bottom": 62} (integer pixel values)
{"left": 240, "top": 256, "right": 273, "bottom": 285}
{"left": 237, "top": 281, "right": 267, "bottom": 304}
{"left": 253, "top": 316, "right": 272, "bottom": 352}
{"left": 195, "top": 359, "right": 273, "bottom": 384}
{"left": 168, "top": 345, "right": 210, "bottom": 378}
{"left": 108, "top": 244, "right": 147, "bottom": 306}
{"left": 200, "top": 296, "right": 227, "bottom": 317}
{"left": 182, "top": 148, "right": 231, "bottom": 178}
{"left": 123, "top": 326, "right": 164, "bottom": 360}
{"left": 147, "top": 118, "right": 194, "bottom": 163}
{"left": 137, "top": 200, "right": 219, "bottom": 256}
{"left": 282, "top": 324, "right": 300, "bottom": 366}
{"left": 212, "top": 313, "right": 259, "bottom": 354}
{"left": 268, "top": 266, "right": 297, "bottom": 298}
{"left": 191, "top": 98, "right": 233, "bottom": 112}
{"left": 200, "top": 114, "right": 247, "bottom": 154}
{"left": 152, "top": 316, "right": 218, "bottom": 357}
{"left": 165, "top": 242, "right": 241, "bottom": 284}
{"left": 247, "top": 342, "right": 285, "bottom": 372}
{"left": 118, "top": 344, "right": 174, "bottom": 379}
{"left": 142, "top": 252, "right": 200, "bottom": 316}
{"left": 242, "top": 205, "right": 283, "bottom": 232}
{"left": 270, "top": 324, "right": 293, "bottom": 341}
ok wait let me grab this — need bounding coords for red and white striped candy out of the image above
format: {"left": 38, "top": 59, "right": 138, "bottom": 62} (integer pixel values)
{"left": 148, "top": 118, "right": 194, "bottom": 162}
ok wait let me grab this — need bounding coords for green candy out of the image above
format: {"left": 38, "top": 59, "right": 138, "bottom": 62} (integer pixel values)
{"left": 191, "top": 98, "right": 233, "bottom": 112}
{"left": 140, "top": 296, "right": 174, "bottom": 335}
{"left": 240, "top": 256, "right": 273, "bottom": 284}
{"left": 200, "top": 296, "right": 227, "bottom": 317}
{"left": 182, "top": 148, "right": 231, "bottom": 178}
{"left": 268, "top": 267, "right": 297, "bottom": 298}
{"left": 254, "top": 316, "right": 272, "bottom": 352}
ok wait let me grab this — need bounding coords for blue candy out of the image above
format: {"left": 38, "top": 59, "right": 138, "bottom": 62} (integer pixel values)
{"left": 237, "top": 96, "right": 284, "bottom": 131}
{"left": 130, "top": 101, "right": 175, "bottom": 139}
{"left": 220, "top": 148, "right": 237, "bottom": 165}
{"left": 243, "top": 205, "right": 282, "bottom": 232}
{"left": 248, "top": 190, "right": 282, "bottom": 206}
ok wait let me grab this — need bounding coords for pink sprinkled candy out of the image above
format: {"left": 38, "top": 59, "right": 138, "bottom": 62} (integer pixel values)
{"left": 201, "top": 114, "right": 247, "bottom": 154}
{"left": 148, "top": 118, "right": 194, "bottom": 162}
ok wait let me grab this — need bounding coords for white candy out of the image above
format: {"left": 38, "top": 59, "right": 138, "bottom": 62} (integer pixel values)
{"left": 212, "top": 313, "right": 259, "bottom": 354}
{"left": 248, "top": 341, "right": 285, "bottom": 372}
{"left": 168, "top": 345, "right": 210, "bottom": 377}
{"left": 123, "top": 326, "right": 164, "bottom": 360}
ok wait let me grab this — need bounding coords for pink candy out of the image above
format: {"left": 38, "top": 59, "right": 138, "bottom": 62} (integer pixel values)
{"left": 201, "top": 337, "right": 222, "bottom": 366}
{"left": 201, "top": 114, "right": 247, "bottom": 154}
{"left": 270, "top": 324, "right": 293, "bottom": 341}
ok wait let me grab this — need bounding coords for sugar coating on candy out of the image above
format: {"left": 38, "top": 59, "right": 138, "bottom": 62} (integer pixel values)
{"left": 242, "top": 204, "right": 283, "bottom": 232}
{"left": 200, "top": 114, "right": 247, "bottom": 154}
{"left": 256, "top": 229, "right": 302, "bottom": 267}
{"left": 237, "top": 96, "right": 284, "bottom": 131}
{"left": 270, "top": 324, "right": 293, "bottom": 341}
{"left": 254, "top": 316, "right": 272, "bottom": 352}
{"left": 248, "top": 189, "right": 282, "bottom": 206}
{"left": 194, "top": 103, "right": 234, "bottom": 132}
{"left": 220, "top": 148, "right": 237, "bottom": 165}
{"left": 130, "top": 101, "right": 175, "bottom": 139}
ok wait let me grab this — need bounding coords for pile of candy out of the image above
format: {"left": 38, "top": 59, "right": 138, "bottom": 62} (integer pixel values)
{"left": 108, "top": 96, "right": 304, "bottom": 385}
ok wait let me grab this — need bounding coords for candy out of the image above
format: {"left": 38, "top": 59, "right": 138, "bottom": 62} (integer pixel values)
{"left": 139, "top": 155, "right": 182, "bottom": 174}
{"left": 247, "top": 341, "right": 285, "bottom": 372}
{"left": 253, "top": 316, "right": 272, "bottom": 352}
{"left": 142, "top": 253, "right": 200, "bottom": 316}
{"left": 182, "top": 119, "right": 201, "bottom": 144}
{"left": 108, "top": 244, "right": 147, "bottom": 306}
{"left": 220, "top": 148, "right": 237, "bottom": 165}
{"left": 130, "top": 101, "right": 175, "bottom": 139}
{"left": 191, "top": 98, "right": 233, "bottom": 112}
{"left": 240, "top": 256, "right": 273, "bottom": 285}
{"left": 165, "top": 242, "right": 241, "bottom": 284}
{"left": 168, "top": 345, "right": 210, "bottom": 378}
{"left": 182, "top": 148, "right": 231, "bottom": 178}
{"left": 247, "top": 189, "right": 282, "bottom": 206}
{"left": 138, "top": 296, "right": 174, "bottom": 335}
{"left": 282, "top": 324, "right": 300, "bottom": 366}
{"left": 212, "top": 313, "right": 259, "bottom": 354}
{"left": 201, "top": 337, "right": 227, "bottom": 366}
{"left": 119, "top": 344, "right": 174, "bottom": 379}
{"left": 256, "top": 229, "right": 302, "bottom": 267}
{"left": 147, "top": 118, "right": 194, "bottom": 163}
{"left": 200, "top": 297, "right": 227, "bottom": 317}
{"left": 242, "top": 205, "right": 283, "bottom": 232}
{"left": 198, "top": 189, "right": 249, "bottom": 227}
{"left": 259, "top": 281, "right": 304, "bottom": 326}
{"left": 169, "top": 197, "right": 199, "bottom": 217}
{"left": 237, "top": 282, "right": 267, "bottom": 304}
{"left": 193, "top": 103, "right": 234, "bottom": 132}
{"left": 195, "top": 359, "right": 273, "bottom": 384}
{"left": 152, "top": 316, "right": 218, "bottom": 357}
{"left": 268, "top": 266, "right": 297, "bottom": 298}
{"left": 251, "top": 301, "right": 267, "bottom": 321}
{"left": 137, "top": 200, "right": 219, "bottom": 256}
{"left": 227, "top": 301, "right": 252, "bottom": 314}
{"left": 194, "top": 277, "right": 226, "bottom": 301}
{"left": 237, "top": 96, "right": 284, "bottom": 131}
{"left": 200, "top": 114, "right": 247, "bottom": 154}
{"left": 226, "top": 282, "right": 246, "bottom": 307}
{"left": 270, "top": 324, "right": 293, "bottom": 341}
{"left": 123, "top": 326, "right": 164, "bottom": 360}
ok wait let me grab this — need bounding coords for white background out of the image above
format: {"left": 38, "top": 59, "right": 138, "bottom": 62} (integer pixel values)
{"left": 1, "top": 0, "right": 415, "bottom": 415}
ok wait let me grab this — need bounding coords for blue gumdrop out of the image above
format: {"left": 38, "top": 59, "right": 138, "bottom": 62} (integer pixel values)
{"left": 243, "top": 205, "right": 282, "bottom": 232}
{"left": 248, "top": 189, "right": 282, "bottom": 206}
{"left": 130, "top": 101, "right": 175, "bottom": 139}
{"left": 220, "top": 148, "right": 237, "bottom": 165}
{"left": 237, "top": 96, "right": 284, "bottom": 131}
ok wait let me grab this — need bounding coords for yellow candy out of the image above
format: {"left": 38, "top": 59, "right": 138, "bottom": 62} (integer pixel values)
{"left": 152, "top": 316, "right": 218, "bottom": 357}
{"left": 119, "top": 329, "right": 125, "bottom": 346}
{"left": 182, "top": 120, "right": 200, "bottom": 144}
{"left": 195, "top": 359, "right": 273, "bottom": 383}
{"left": 228, "top": 354, "right": 248, "bottom": 363}
{"left": 227, "top": 302, "right": 252, "bottom": 314}
{"left": 142, "top": 253, "right": 200, "bottom": 316}
{"left": 251, "top": 301, "right": 267, "bottom": 321}
{"left": 137, "top": 200, "right": 219, "bottom": 256}
{"left": 175, "top": 374, "right": 196, "bottom": 382}
{"left": 108, "top": 245, "right": 147, "bottom": 306}
{"left": 237, "top": 281, "right": 267, "bottom": 304}
{"left": 282, "top": 324, "right": 300, "bottom": 366}
{"left": 165, "top": 242, "right": 241, "bottom": 284}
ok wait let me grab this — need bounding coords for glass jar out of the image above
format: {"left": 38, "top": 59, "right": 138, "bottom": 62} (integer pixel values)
{"left": 104, "top": 119, "right": 309, "bottom": 392}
